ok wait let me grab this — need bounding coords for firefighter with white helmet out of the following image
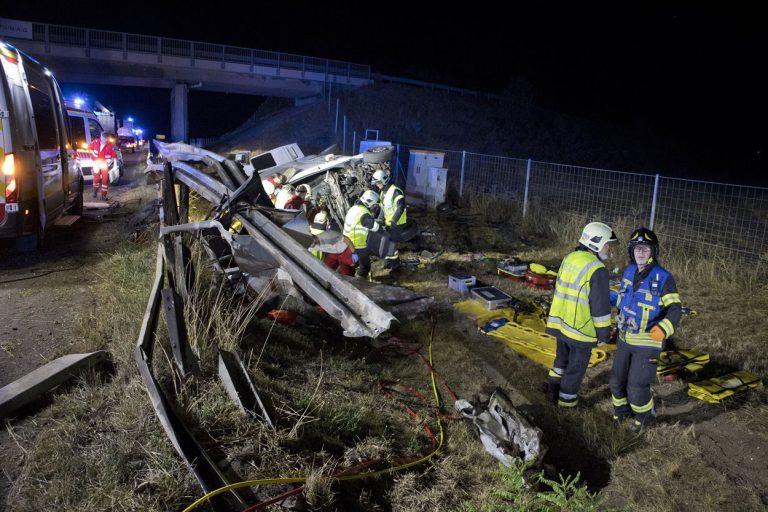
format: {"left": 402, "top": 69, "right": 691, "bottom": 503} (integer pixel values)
{"left": 343, "top": 190, "right": 380, "bottom": 278}
{"left": 544, "top": 222, "right": 617, "bottom": 407}
{"left": 610, "top": 227, "right": 682, "bottom": 433}
{"left": 308, "top": 209, "right": 358, "bottom": 276}
{"left": 371, "top": 169, "right": 408, "bottom": 268}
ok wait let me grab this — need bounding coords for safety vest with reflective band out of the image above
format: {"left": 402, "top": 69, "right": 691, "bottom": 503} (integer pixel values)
{"left": 381, "top": 184, "right": 407, "bottom": 226}
{"left": 343, "top": 204, "right": 373, "bottom": 249}
{"left": 617, "top": 263, "right": 680, "bottom": 348}
{"left": 309, "top": 226, "right": 325, "bottom": 259}
{"left": 545, "top": 250, "right": 610, "bottom": 343}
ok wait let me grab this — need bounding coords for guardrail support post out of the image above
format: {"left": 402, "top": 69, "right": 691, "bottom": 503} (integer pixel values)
{"left": 460, "top": 151, "right": 466, "bottom": 197}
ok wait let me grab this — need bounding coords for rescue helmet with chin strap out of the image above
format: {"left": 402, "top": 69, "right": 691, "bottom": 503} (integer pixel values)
{"left": 627, "top": 227, "right": 659, "bottom": 262}
{"left": 310, "top": 210, "right": 329, "bottom": 233}
{"left": 360, "top": 190, "right": 379, "bottom": 209}
{"left": 371, "top": 170, "right": 390, "bottom": 187}
{"left": 579, "top": 222, "right": 618, "bottom": 253}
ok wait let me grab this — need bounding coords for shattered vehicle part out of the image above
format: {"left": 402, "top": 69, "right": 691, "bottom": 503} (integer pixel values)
{"left": 455, "top": 388, "right": 544, "bottom": 465}
{"left": 0, "top": 351, "right": 110, "bottom": 418}
{"left": 153, "top": 145, "right": 396, "bottom": 338}
{"left": 135, "top": 244, "right": 247, "bottom": 512}
{"left": 217, "top": 349, "right": 275, "bottom": 429}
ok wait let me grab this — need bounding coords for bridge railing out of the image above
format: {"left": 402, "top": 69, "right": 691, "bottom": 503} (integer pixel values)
{"left": 28, "top": 20, "right": 371, "bottom": 82}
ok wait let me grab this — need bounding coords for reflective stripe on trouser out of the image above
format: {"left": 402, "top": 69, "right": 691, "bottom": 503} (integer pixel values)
{"left": 609, "top": 339, "right": 659, "bottom": 423}
{"left": 93, "top": 168, "right": 108, "bottom": 196}
{"left": 553, "top": 336, "right": 595, "bottom": 407}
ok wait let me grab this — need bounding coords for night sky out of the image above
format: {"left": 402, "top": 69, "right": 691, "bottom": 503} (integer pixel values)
{"left": 1, "top": 4, "right": 764, "bottom": 183}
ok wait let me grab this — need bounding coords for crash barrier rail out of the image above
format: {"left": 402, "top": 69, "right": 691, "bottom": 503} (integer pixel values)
{"left": 20, "top": 20, "right": 370, "bottom": 82}
{"left": 396, "top": 144, "right": 768, "bottom": 260}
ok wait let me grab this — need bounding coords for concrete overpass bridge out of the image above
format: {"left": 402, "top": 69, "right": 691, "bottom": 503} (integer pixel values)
{"left": 0, "top": 17, "right": 371, "bottom": 141}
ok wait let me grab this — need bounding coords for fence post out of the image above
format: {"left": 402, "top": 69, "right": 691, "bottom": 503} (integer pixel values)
{"left": 523, "top": 159, "right": 532, "bottom": 218}
{"left": 460, "top": 151, "right": 466, "bottom": 197}
{"left": 334, "top": 98, "right": 339, "bottom": 134}
{"left": 342, "top": 115, "right": 347, "bottom": 154}
{"left": 396, "top": 144, "right": 401, "bottom": 185}
{"left": 352, "top": 131, "right": 357, "bottom": 155}
{"left": 649, "top": 174, "right": 660, "bottom": 229}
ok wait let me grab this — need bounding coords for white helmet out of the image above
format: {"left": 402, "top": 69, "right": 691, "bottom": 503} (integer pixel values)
{"left": 371, "top": 170, "right": 390, "bottom": 187}
{"left": 313, "top": 210, "right": 328, "bottom": 225}
{"left": 296, "top": 184, "right": 311, "bottom": 195}
{"left": 360, "top": 190, "right": 379, "bottom": 209}
{"left": 579, "top": 222, "right": 617, "bottom": 253}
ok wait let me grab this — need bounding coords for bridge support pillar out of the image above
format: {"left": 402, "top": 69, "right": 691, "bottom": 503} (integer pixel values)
{"left": 171, "top": 83, "right": 188, "bottom": 142}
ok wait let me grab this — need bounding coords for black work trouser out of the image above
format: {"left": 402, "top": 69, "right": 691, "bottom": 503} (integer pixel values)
{"left": 354, "top": 247, "right": 371, "bottom": 278}
{"left": 549, "top": 335, "right": 595, "bottom": 407}
{"left": 609, "top": 339, "right": 660, "bottom": 424}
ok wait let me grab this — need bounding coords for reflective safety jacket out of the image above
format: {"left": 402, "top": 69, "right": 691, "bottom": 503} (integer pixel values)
{"left": 617, "top": 262, "right": 681, "bottom": 348}
{"left": 545, "top": 249, "right": 612, "bottom": 344}
{"left": 89, "top": 138, "right": 116, "bottom": 171}
{"left": 381, "top": 184, "right": 406, "bottom": 227}
{"left": 343, "top": 203, "right": 375, "bottom": 249}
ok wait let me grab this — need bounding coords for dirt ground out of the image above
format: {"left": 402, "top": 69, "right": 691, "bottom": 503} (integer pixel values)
{"left": 0, "top": 150, "right": 157, "bottom": 508}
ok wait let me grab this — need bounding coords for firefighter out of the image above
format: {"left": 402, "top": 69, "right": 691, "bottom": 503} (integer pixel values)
{"left": 610, "top": 227, "right": 682, "bottom": 433}
{"left": 262, "top": 173, "right": 285, "bottom": 204}
{"left": 309, "top": 210, "right": 329, "bottom": 260}
{"left": 371, "top": 170, "right": 407, "bottom": 269}
{"left": 545, "top": 222, "right": 617, "bottom": 407}
{"left": 342, "top": 190, "right": 380, "bottom": 278}
{"left": 90, "top": 132, "right": 116, "bottom": 200}
{"left": 284, "top": 184, "right": 311, "bottom": 210}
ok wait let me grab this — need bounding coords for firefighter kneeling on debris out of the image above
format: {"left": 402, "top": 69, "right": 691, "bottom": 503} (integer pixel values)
{"left": 610, "top": 227, "right": 681, "bottom": 433}
{"left": 308, "top": 210, "right": 358, "bottom": 276}
{"left": 343, "top": 190, "right": 380, "bottom": 278}
{"left": 545, "top": 222, "right": 617, "bottom": 407}
{"left": 371, "top": 170, "right": 407, "bottom": 269}
{"left": 90, "top": 132, "right": 116, "bottom": 201}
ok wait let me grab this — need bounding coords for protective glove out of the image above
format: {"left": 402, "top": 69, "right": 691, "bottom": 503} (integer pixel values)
{"left": 649, "top": 325, "right": 666, "bottom": 342}
{"left": 351, "top": 253, "right": 360, "bottom": 264}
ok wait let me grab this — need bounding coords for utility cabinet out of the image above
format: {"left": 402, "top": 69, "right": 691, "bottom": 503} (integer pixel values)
{"left": 406, "top": 150, "right": 446, "bottom": 209}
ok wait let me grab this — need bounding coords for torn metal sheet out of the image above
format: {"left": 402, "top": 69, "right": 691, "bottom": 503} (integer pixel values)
{"left": 0, "top": 351, "right": 109, "bottom": 418}
{"left": 161, "top": 288, "right": 198, "bottom": 377}
{"left": 455, "top": 389, "right": 544, "bottom": 465}
{"left": 159, "top": 160, "right": 396, "bottom": 338}
{"left": 134, "top": 244, "right": 247, "bottom": 511}
{"left": 217, "top": 349, "right": 275, "bottom": 429}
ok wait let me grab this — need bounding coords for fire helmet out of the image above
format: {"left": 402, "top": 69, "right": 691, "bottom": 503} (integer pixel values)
{"left": 579, "top": 222, "right": 618, "bottom": 253}
{"left": 627, "top": 227, "right": 659, "bottom": 261}
{"left": 360, "top": 190, "right": 379, "bottom": 209}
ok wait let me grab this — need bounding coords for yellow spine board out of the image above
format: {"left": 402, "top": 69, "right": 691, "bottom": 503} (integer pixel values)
{"left": 687, "top": 370, "right": 762, "bottom": 404}
{"left": 455, "top": 300, "right": 607, "bottom": 368}
{"left": 657, "top": 350, "right": 711, "bottom": 375}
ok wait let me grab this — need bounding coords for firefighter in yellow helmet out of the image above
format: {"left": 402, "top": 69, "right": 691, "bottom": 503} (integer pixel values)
{"left": 610, "top": 227, "right": 681, "bottom": 433}
{"left": 342, "top": 190, "right": 380, "bottom": 278}
{"left": 545, "top": 222, "right": 617, "bottom": 407}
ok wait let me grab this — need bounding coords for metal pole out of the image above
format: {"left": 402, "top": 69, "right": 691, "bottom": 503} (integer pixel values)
{"left": 459, "top": 150, "right": 466, "bottom": 197}
{"left": 352, "top": 131, "right": 356, "bottom": 155}
{"left": 523, "top": 159, "right": 532, "bottom": 218}
{"left": 342, "top": 115, "right": 347, "bottom": 154}
{"left": 649, "top": 173, "right": 660, "bottom": 229}
{"left": 334, "top": 98, "right": 339, "bottom": 134}
{"left": 396, "top": 144, "right": 401, "bottom": 185}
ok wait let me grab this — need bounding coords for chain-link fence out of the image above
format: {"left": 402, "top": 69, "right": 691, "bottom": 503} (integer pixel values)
{"left": 394, "top": 145, "right": 768, "bottom": 261}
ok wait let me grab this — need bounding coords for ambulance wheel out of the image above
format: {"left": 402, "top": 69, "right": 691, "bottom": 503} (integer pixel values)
{"left": 363, "top": 145, "right": 394, "bottom": 164}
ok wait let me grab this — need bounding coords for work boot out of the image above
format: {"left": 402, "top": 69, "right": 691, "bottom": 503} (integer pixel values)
{"left": 102, "top": 195, "right": 109, "bottom": 202}
{"left": 627, "top": 419, "right": 644, "bottom": 434}
{"left": 92, "top": 189, "right": 98, "bottom": 198}
{"left": 612, "top": 415, "right": 628, "bottom": 428}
